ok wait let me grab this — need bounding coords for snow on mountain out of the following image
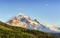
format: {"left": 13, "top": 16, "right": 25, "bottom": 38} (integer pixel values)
{"left": 37, "top": 24, "right": 60, "bottom": 33}
{"left": 7, "top": 13, "right": 39, "bottom": 28}
{"left": 7, "top": 13, "right": 60, "bottom": 33}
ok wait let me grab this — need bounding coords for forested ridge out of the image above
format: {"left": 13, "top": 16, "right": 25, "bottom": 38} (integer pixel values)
{"left": 0, "top": 21, "right": 60, "bottom": 38}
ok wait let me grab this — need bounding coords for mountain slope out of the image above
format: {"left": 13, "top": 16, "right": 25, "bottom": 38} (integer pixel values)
{"left": 0, "top": 21, "right": 60, "bottom": 38}
{"left": 7, "top": 14, "right": 60, "bottom": 33}
{"left": 0, "top": 21, "right": 37, "bottom": 38}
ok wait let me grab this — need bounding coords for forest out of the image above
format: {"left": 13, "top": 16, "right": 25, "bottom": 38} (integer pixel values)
{"left": 0, "top": 21, "right": 60, "bottom": 38}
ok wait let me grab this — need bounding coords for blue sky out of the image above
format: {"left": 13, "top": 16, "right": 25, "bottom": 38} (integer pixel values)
{"left": 0, "top": 0, "right": 60, "bottom": 27}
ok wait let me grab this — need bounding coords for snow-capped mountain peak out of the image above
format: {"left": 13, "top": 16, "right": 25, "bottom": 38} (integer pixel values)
{"left": 7, "top": 13, "right": 60, "bottom": 33}
{"left": 16, "top": 13, "right": 25, "bottom": 17}
{"left": 8, "top": 13, "right": 39, "bottom": 28}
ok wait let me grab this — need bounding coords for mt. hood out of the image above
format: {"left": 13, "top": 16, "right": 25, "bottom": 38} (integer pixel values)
{"left": 7, "top": 13, "right": 60, "bottom": 33}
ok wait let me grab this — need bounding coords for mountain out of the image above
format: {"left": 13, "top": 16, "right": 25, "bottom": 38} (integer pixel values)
{"left": 7, "top": 13, "right": 60, "bottom": 33}
{"left": 0, "top": 21, "right": 60, "bottom": 38}
{"left": 7, "top": 14, "right": 39, "bottom": 29}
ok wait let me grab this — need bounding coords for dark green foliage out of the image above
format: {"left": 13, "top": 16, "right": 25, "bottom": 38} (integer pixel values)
{"left": 0, "top": 21, "right": 60, "bottom": 38}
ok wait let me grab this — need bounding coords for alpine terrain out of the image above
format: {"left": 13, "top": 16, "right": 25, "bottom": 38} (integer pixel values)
{"left": 7, "top": 13, "right": 60, "bottom": 33}
{"left": 0, "top": 13, "right": 60, "bottom": 38}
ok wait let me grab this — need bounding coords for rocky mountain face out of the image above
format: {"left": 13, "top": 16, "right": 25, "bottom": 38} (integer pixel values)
{"left": 7, "top": 14, "right": 39, "bottom": 29}
{"left": 7, "top": 13, "right": 60, "bottom": 33}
